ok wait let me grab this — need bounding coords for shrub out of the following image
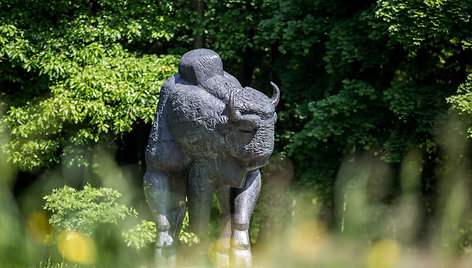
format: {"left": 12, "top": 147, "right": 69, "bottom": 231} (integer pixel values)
{"left": 43, "top": 184, "right": 134, "bottom": 235}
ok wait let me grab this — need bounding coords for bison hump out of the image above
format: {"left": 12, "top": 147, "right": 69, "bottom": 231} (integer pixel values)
{"left": 178, "top": 49, "right": 224, "bottom": 86}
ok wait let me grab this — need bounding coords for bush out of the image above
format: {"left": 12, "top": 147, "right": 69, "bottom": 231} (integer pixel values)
{"left": 44, "top": 184, "right": 199, "bottom": 252}
{"left": 43, "top": 184, "right": 134, "bottom": 235}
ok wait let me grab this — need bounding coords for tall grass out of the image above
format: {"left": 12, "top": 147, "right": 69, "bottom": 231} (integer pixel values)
{"left": 1, "top": 115, "right": 472, "bottom": 267}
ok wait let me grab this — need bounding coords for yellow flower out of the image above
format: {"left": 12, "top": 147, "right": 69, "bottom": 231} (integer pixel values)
{"left": 57, "top": 230, "right": 97, "bottom": 264}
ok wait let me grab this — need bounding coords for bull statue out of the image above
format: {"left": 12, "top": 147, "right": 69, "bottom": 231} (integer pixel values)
{"left": 144, "top": 49, "right": 279, "bottom": 267}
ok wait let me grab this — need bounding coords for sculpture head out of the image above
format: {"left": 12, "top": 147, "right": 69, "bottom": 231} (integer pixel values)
{"left": 168, "top": 49, "right": 280, "bottom": 186}
{"left": 218, "top": 83, "right": 279, "bottom": 171}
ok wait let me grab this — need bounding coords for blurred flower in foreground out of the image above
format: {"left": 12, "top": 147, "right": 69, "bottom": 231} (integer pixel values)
{"left": 27, "top": 212, "right": 52, "bottom": 244}
{"left": 288, "top": 220, "right": 327, "bottom": 262}
{"left": 367, "top": 239, "right": 400, "bottom": 268}
{"left": 57, "top": 230, "right": 96, "bottom": 264}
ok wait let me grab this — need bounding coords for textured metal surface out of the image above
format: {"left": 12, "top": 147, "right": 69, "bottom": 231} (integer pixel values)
{"left": 143, "top": 49, "right": 279, "bottom": 267}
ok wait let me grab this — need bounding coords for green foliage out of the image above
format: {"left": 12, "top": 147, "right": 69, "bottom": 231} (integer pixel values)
{"left": 0, "top": 0, "right": 181, "bottom": 170}
{"left": 447, "top": 74, "right": 472, "bottom": 136}
{"left": 252, "top": 0, "right": 472, "bottom": 204}
{"left": 43, "top": 184, "right": 133, "bottom": 235}
{"left": 178, "top": 212, "right": 200, "bottom": 247}
{"left": 122, "top": 214, "right": 200, "bottom": 250}
{"left": 373, "top": 0, "right": 472, "bottom": 49}
{"left": 43, "top": 184, "right": 199, "bottom": 251}
{"left": 201, "top": 0, "right": 270, "bottom": 61}
{"left": 291, "top": 79, "right": 379, "bottom": 155}
{"left": 257, "top": 0, "right": 328, "bottom": 55}
{"left": 122, "top": 220, "right": 156, "bottom": 250}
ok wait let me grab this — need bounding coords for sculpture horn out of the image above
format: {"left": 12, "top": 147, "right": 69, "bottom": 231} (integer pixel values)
{"left": 270, "top": 82, "right": 280, "bottom": 107}
{"left": 227, "top": 90, "right": 242, "bottom": 122}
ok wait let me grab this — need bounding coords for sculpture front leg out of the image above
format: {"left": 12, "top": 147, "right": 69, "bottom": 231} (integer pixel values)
{"left": 145, "top": 169, "right": 187, "bottom": 267}
{"left": 231, "top": 169, "right": 262, "bottom": 267}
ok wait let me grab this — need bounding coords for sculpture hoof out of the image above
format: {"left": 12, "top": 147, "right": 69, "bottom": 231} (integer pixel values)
{"left": 229, "top": 247, "right": 252, "bottom": 268}
{"left": 214, "top": 251, "right": 230, "bottom": 268}
{"left": 230, "top": 229, "right": 250, "bottom": 250}
{"left": 156, "top": 230, "right": 175, "bottom": 248}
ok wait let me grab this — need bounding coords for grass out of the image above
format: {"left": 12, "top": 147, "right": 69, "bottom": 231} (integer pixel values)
{"left": 2, "top": 118, "right": 472, "bottom": 267}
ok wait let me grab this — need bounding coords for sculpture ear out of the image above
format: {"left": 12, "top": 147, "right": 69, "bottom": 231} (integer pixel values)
{"left": 217, "top": 123, "right": 232, "bottom": 135}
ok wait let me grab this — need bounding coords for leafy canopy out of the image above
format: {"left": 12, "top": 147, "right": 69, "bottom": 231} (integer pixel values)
{"left": 0, "top": 0, "right": 182, "bottom": 170}
{"left": 253, "top": 0, "right": 472, "bottom": 200}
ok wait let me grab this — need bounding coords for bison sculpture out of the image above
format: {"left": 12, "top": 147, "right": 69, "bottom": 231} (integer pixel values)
{"left": 144, "top": 49, "right": 279, "bottom": 267}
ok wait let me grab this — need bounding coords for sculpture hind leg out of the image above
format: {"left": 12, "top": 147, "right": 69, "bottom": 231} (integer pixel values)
{"left": 230, "top": 169, "right": 261, "bottom": 268}
{"left": 144, "top": 169, "right": 187, "bottom": 267}
{"left": 170, "top": 170, "right": 188, "bottom": 241}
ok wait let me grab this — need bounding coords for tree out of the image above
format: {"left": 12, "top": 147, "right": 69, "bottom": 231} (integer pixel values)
{"left": 0, "top": 0, "right": 192, "bottom": 170}
{"left": 254, "top": 0, "right": 472, "bottom": 204}
{"left": 3, "top": 0, "right": 472, "bottom": 240}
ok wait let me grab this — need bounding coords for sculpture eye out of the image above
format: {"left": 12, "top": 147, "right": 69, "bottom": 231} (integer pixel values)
{"left": 238, "top": 126, "right": 257, "bottom": 144}
{"left": 239, "top": 126, "right": 256, "bottom": 133}
{"left": 238, "top": 122, "right": 257, "bottom": 134}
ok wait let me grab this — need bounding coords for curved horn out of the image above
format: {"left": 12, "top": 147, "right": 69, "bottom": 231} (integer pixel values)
{"left": 270, "top": 82, "right": 280, "bottom": 107}
{"left": 227, "top": 90, "right": 242, "bottom": 122}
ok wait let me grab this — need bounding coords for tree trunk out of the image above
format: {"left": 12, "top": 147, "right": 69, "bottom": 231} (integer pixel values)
{"left": 193, "top": 0, "right": 204, "bottom": 49}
